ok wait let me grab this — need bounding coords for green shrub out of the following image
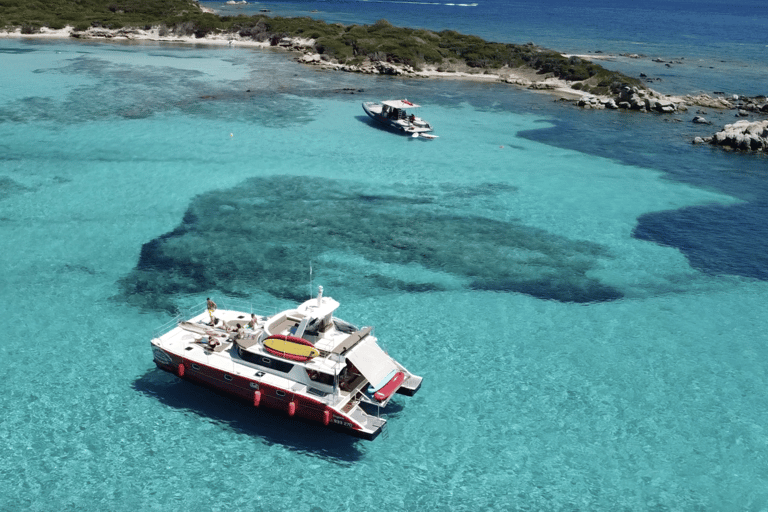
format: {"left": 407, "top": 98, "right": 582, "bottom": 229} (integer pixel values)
{"left": 314, "top": 36, "right": 353, "bottom": 61}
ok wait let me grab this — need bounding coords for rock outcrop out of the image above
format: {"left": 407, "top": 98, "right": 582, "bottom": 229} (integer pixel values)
{"left": 577, "top": 95, "right": 617, "bottom": 109}
{"left": 694, "top": 120, "right": 768, "bottom": 152}
{"left": 614, "top": 86, "right": 679, "bottom": 113}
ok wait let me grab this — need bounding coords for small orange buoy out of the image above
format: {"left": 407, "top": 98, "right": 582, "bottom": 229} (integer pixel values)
{"left": 177, "top": 363, "right": 185, "bottom": 377}
{"left": 288, "top": 401, "right": 296, "bottom": 417}
{"left": 253, "top": 390, "right": 261, "bottom": 407}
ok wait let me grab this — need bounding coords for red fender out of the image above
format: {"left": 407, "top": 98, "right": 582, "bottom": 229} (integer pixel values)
{"left": 253, "top": 390, "right": 261, "bottom": 407}
{"left": 323, "top": 409, "right": 331, "bottom": 426}
{"left": 288, "top": 401, "right": 296, "bottom": 417}
{"left": 177, "top": 363, "right": 185, "bottom": 377}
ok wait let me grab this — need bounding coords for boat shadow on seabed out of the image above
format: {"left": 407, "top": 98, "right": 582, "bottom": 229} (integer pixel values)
{"left": 132, "top": 367, "right": 366, "bottom": 463}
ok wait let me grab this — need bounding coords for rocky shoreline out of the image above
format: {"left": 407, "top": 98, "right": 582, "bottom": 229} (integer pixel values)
{"left": 294, "top": 40, "right": 768, "bottom": 152}
{"left": 4, "top": 24, "right": 767, "bottom": 153}
{"left": 693, "top": 120, "right": 768, "bottom": 152}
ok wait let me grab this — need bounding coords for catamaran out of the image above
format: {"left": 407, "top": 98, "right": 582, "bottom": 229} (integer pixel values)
{"left": 150, "top": 287, "right": 422, "bottom": 440}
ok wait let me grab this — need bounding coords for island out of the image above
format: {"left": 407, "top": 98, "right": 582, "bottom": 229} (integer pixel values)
{"left": 2, "top": 0, "right": 766, "bottom": 151}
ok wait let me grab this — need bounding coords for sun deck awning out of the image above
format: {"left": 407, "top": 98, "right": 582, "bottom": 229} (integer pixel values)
{"left": 345, "top": 336, "right": 399, "bottom": 388}
{"left": 382, "top": 99, "right": 420, "bottom": 109}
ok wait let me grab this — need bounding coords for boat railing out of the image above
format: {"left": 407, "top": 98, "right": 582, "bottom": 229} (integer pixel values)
{"left": 152, "top": 313, "right": 184, "bottom": 339}
{"left": 218, "top": 298, "right": 277, "bottom": 319}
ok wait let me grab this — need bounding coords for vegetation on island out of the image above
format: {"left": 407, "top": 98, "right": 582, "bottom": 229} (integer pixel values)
{"left": 0, "top": 0, "right": 642, "bottom": 95}
{"left": 0, "top": 0, "right": 204, "bottom": 32}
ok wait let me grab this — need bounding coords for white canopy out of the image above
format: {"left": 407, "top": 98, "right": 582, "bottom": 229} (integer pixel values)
{"left": 345, "top": 336, "right": 399, "bottom": 388}
{"left": 382, "top": 99, "right": 421, "bottom": 109}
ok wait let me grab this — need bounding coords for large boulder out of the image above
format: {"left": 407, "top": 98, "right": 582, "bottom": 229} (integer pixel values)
{"left": 652, "top": 99, "right": 677, "bottom": 113}
{"left": 707, "top": 120, "right": 768, "bottom": 151}
{"left": 613, "top": 86, "right": 678, "bottom": 113}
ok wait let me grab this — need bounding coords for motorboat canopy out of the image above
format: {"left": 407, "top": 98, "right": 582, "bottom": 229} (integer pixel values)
{"left": 381, "top": 99, "right": 421, "bottom": 109}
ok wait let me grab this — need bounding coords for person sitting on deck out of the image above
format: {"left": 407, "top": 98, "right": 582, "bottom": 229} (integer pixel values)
{"left": 247, "top": 314, "right": 259, "bottom": 329}
{"left": 205, "top": 335, "right": 221, "bottom": 350}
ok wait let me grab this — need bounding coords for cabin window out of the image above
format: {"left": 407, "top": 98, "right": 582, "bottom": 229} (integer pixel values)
{"left": 237, "top": 347, "right": 294, "bottom": 373}
{"left": 224, "top": 374, "right": 233, "bottom": 381}
{"left": 276, "top": 390, "right": 286, "bottom": 397}
{"left": 250, "top": 382, "right": 259, "bottom": 390}
{"left": 306, "top": 369, "right": 334, "bottom": 386}
{"left": 191, "top": 363, "right": 201, "bottom": 371}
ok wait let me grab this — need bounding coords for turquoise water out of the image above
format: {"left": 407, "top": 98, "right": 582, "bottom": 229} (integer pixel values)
{"left": 2, "top": 38, "right": 768, "bottom": 510}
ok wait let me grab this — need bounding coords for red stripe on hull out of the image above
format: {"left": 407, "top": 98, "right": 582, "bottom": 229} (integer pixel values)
{"left": 151, "top": 347, "right": 367, "bottom": 435}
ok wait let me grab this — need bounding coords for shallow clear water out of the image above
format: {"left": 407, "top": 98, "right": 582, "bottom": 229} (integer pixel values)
{"left": 1, "top": 35, "right": 768, "bottom": 511}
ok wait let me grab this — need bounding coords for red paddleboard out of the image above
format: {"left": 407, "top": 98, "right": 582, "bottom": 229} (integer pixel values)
{"left": 374, "top": 372, "right": 405, "bottom": 402}
{"left": 270, "top": 334, "right": 313, "bottom": 347}
{"left": 264, "top": 335, "right": 318, "bottom": 362}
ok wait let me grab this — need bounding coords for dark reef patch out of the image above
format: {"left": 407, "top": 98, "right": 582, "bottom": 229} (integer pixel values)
{"left": 0, "top": 54, "right": 316, "bottom": 126}
{"left": 0, "top": 176, "right": 30, "bottom": 200}
{"left": 118, "top": 176, "right": 622, "bottom": 310}
{"left": 634, "top": 202, "right": 768, "bottom": 280}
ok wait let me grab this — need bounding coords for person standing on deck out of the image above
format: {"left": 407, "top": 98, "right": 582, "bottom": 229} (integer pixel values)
{"left": 206, "top": 297, "right": 217, "bottom": 323}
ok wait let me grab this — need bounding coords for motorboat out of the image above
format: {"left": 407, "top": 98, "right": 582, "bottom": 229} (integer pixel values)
{"left": 150, "top": 287, "right": 422, "bottom": 440}
{"left": 362, "top": 99, "right": 437, "bottom": 138}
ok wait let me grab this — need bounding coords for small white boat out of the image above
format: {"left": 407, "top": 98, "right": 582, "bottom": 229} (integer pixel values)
{"left": 362, "top": 99, "right": 437, "bottom": 138}
{"left": 150, "top": 287, "right": 422, "bottom": 440}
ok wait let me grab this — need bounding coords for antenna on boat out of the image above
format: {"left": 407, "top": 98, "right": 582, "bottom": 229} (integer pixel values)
{"left": 309, "top": 261, "right": 313, "bottom": 300}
